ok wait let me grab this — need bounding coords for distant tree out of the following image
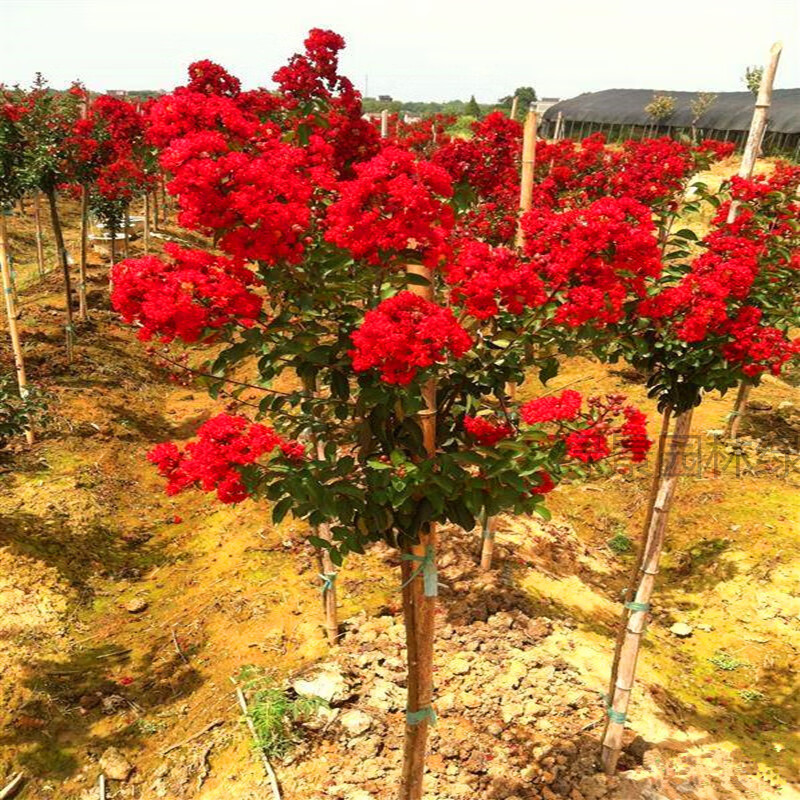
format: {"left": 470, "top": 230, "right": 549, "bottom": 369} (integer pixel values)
{"left": 744, "top": 65, "right": 763, "bottom": 96}
{"left": 466, "top": 95, "right": 481, "bottom": 118}
{"left": 689, "top": 92, "right": 717, "bottom": 142}
{"left": 499, "top": 86, "right": 537, "bottom": 109}
{"left": 644, "top": 94, "right": 676, "bottom": 134}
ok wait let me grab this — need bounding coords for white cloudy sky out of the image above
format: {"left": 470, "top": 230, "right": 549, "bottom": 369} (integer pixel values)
{"left": 1, "top": 0, "right": 798, "bottom": 101}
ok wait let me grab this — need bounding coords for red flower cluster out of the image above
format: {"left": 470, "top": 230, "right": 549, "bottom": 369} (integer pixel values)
{"left": 162, "top": 140, "right": 316, "bottom": 264}
{"left": 522, "top": 197, "right": 662, "bottom": 327}
{"left": 325, "top": 147, "right": 455, "bottom": 267}
{"left": 350, "top": 291, "right": 472, "bottom": 384}
{"left": 640, "top": 164, "right": 800, "bottom": 377}
{"left": 445, "top": 240, "right": 546, "bottom": 320}
{"left": 520, "top": 390, "right": 583, "bottom": 424}
{"left": 521, "top": 392, "right": 652, "bottom": 464}
{"left": 463, "top": 415, "right": 513, "bottom": 445}
{"left": 110, "top": 243, "right": 262, "bottom": 342}
{"left": 694, "top": 139, "right": 736, "bottom": 161}
{"left": 148, "top": 414, "right": 303, "bottom": 504}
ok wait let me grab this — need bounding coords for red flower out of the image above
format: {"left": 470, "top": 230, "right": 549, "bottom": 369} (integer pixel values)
{"left": 565, "top": 428, "right": 611, "bottom": 463}
{"left": 520, "top": 390, "right": 583, "bottom": 424}
{"left": 147, "top": 414, "right": 303, "bottom": 504}
{"left": 325, "top": 147, "right": 454, "bottom": 267}
{"left": 350, "top": 291, "right": 472, "bottom": 385}
{"left": 463, "top": 415, "right": 513, "bottom": 446}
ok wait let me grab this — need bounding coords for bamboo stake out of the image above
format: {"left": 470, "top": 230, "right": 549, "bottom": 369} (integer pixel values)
{"left": 515, "top": 106, "right": 537, "bottom": 248}
{"left": 44, "top": 187, "right": 74, "bottom": 361}
{"left": 143, "top": 193, "right": 151, "bottom": 254}
{"left": 33, "top": 192, "right": 46, "bottom": 280}
{"left": 399, "top": 262, "right": 438, "bottom": 800}
{"left": 600, "top": 408, "right": 695, "bottom": 774}
{"left": 0, "top": 215, "right": 33, "bottom": 445}
{"left": 509, "top": 95, "right": 519, "bottom": 121}
{"left": 481, "top": 109, "right": 537, "bottom": 570}
{"left": 723, "top": 42, "right": 782, "bottom": 438}
{"left": 235, "top": 687, "right": 281, "bottom": 800}
{"left": 380, "top": 109, "right": 389, "bottom": 139}
{"left": 78, "top": 184, "right": 89, "bottom": 321}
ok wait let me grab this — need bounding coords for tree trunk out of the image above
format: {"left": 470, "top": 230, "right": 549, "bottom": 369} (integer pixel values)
{"left": 123, "top": 205, "right": 130, "bottom": 259}
{"left": 44, "top": 187, "right": 74, "bottom": 361}
{"left": 0, "top": 215, "right": 33, "bottom": 445}
{"left": 152, "top": 190, "right": 160, "bottom": 232}
{"left": 380, "top": 109, "right": 389, "bottom": 139}
{"left": 109, "top": 221, "right": 117, "bottom": 266}
{"left": 600, "top": 407, "right": 695, "bottom": 774}
{"left": 78, "top": 184, "right": 89, "bottom": 321}
{"left": 33, "top": 192, "right": 46, "bottom": 280}
{"left": 301, "top": 376, "right": 339, "bottom": 647}
{"left": 725, "top": 382, "right": 751, "bottom": 439}
{"left": 160, "top": 173, "right": 168, "bottom": 224}
{"left": 143, "top": 193, "right": 151, "bottom": 254}
{"left": 399, "top": 263, "right": 438, "bottom": 800}
{"left": 509, "top": 95, "right": 519, "bottom": 121}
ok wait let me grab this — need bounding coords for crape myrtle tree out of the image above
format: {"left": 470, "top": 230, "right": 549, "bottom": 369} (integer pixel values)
{"left": 599, "top": 162, "right": 800, "bottom": 772}
{"left": 0, "top": 94, "right": 34, "bottom": 444}
{"left": 111, "top": 31, "right": 654, "bottom": 799}
{"left": 8, "top": 75, "right": 83, "bottom": 356}
{"left": 64, "top": 93, "right": 152, "bottom": 317}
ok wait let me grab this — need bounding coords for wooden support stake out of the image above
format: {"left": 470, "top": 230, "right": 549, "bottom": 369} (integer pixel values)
{"left": 399, "top": 262, "right": 438, "bottom": 800}
{"left": 600, "top": 408, "right": 695, "bottom": 774}
{"left": 515, "top": 106, "right": 537, "bottom": 249}
{"left": 509, "top": 95, "right": 519, "bottom": 121}
{"left": 724, "top": 42, "right": 782, "bottom": 438}
{"left": 0, "top": 215, "right": 32, "bottom": 445}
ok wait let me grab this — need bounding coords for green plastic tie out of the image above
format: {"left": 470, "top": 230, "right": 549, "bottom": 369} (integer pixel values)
{"left": 406, "top": 706, "right": 437, "bottom": 726}
{"left": 606, "top": 707, "right": 627, "bottom": 724}
{"left": 401, "top": 544, "right": 439, "bottom": 597}
{"left": 625, "top": 600, "right": 651, "bottom": 613}
{"left": 319, "top": 572, "right": 336, "bottom": 594}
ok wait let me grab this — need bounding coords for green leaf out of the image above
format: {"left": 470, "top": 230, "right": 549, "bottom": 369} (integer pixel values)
{"left": 272, "top": 497, "right": 294, "bottom": 524}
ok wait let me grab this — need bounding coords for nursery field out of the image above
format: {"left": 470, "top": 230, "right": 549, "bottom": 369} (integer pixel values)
{"left": 0, "top": 171, "right": 798, "bottom": 799}
{"left": 2, "top": 28, "right": 800, "bottom": 800}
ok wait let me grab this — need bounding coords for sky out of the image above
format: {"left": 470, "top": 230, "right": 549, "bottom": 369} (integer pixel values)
{"left": 1, "top": 0, "right": 799, "bottom": 102}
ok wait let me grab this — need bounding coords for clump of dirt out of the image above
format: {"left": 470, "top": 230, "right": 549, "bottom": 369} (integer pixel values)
{"left": 739, "top": 399, "right": 800, "bottom": 452}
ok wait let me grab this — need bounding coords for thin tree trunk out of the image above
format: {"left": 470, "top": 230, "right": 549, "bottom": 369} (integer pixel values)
{"left": 380, "top": 109, "right": 389, "bottom": 139}
{"left": 78, "top": 184, "right": 89, "bottom": 321}
{"left": 725, "top": 382, "right": 751, "bottom": 439}
{"left": 301, "top": 376, "right": 339, "bottom": 647}
{"left": 109, "top": 221, "right": 117, "bottom": 266}
{"left": 152, "top": 190, "right": 160, "bottom": 232}
{"left": 399, "top": 263, "right": 438, "bottom": 800}
{"left": 33, "top": 192, "right": 45, "bottom": 280}
{"left": 723, "top": 43, "right": 781, "bottom": 437}
{"left": 509, "top": 95, "right": 519, "bottom": 121}
{"left": 44, "top": 187, "right": 74, "bottom": 361}
{"left": 0, "top": 215, "right": 33, "bottom": 445}
{"left": 123, "top": 205, "right": 130, "bottom": 259}
{"left": 143, "top": 193, "right": 151, "bottom": 254}
{"left": 160, "top": 173, "right": 168, "bottom": 224}
{"left": 600, "top": 408, "right": 695, "bottom": 774}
